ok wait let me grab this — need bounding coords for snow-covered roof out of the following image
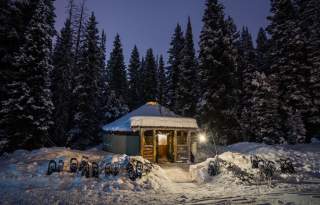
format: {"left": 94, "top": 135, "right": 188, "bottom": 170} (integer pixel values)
{"left": 102, "top": 102, "right": 198, "bottom": 132}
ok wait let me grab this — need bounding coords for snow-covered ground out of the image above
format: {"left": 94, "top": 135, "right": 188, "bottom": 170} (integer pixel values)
{"left": 0, "top": 142, "right": 319, "bottom": 204}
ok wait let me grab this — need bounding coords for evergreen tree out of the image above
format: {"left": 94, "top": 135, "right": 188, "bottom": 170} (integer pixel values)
{"left": 238, "top": 27, "right": 257, "bottom": 141}
{"left": 97, "top": 30, "right": 108, "bottom": 125}
{"left": 300, "top": 0, "right": 320, "bottom": 140}
{"left": 105, "top": 34, "right": 129, "bottom": 121}
{"left": 1, "top": 0, "right": 55, "bottom": 150}
{"left": 142, "top": 48, "right": 158, "bottom": 102}
{"left": 128, "top": 45, "right": 141, "bottom": 109}
{"left": 198, "top": 0, "right": 240, "bottom": 144}
{"left": 167, "top": 23, "right": 184, "bottom": 111}
{"left": 51, "top": 17, "right": 74, "bottom": 146}
{"left": 250, "top": 73, "right": 284, "bottom": 144}
{"left": 267, "top": 0, "right": 311, "bottom": 144}
{"left": 157, "top": 55, "right": 167, "bottom": 106}
{"left": 0, "top": 0, "right": 45, "bottom": 151}
{"left": 107, "top": 34, "right": 128, "bottom": 101}
{"left": 71, "top": 13, "right": 101, "bottom": 148}
{"left": 256, "top": 27, "right": 270, "bottom": 73}
{"left": 176, "top": 17, "right": 198, "bottom": 117}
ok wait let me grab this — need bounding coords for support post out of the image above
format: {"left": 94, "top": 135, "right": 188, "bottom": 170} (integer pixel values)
{"left": 153, "top": 129, "right": 157, "bottom": 162}
{"left": 173, "top": 130, "right": 177, "bottom": 162}
{"left": 140, "top": 128, "right": 144, "bottom": 157}
{"left": 187, "top": 131, "right": 191, "bottom": 163}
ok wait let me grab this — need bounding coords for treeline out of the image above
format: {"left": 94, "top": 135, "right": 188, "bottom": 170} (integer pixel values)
{"left": 197, "top": 0, "right": 320, "bottom": 145}
{"left": 0, "top": 0, "right": 319, "bottom": 153}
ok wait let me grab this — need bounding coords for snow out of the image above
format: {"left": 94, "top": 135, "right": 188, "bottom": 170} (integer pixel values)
{"left": 0, "top": 142, "right": 319, "bottom": 204}
{"left": 102, "top": 102, "right": 198, "bottom": 132}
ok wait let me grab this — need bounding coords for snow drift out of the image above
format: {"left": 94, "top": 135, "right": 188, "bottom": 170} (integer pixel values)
{"left": 190, "top": 142, "right": 320, "bottom": 184}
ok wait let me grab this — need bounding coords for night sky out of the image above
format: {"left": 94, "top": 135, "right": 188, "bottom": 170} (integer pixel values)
{"left": 54, "top": 0, "right": 270, "bottom": 65}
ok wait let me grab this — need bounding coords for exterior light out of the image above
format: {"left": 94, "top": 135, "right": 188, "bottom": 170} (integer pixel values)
{"left": 198, "top": 133, "right": 207, "bottom": 143}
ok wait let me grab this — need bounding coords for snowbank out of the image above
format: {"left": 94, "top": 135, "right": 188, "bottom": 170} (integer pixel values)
{"left": 0, "top": 147, "right": 171, "bottom": 197}
{"left": 190, "top": 142, "right": 320, "bottom": 184}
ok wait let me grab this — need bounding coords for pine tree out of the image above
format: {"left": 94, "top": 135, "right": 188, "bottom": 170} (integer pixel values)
{"left": 1, "top": 0, "right": 55, "bottom": 150}
{"left": 250, "top": 72, "right": 284, "bottom": 144}
{"left": 107, "top": 34, "right": 128, "bottom": 101}
{"left": 105, "top": 34, "right": 129, "bottom": 121}
{"left": 71, "top": 13, "right": 101, "bottom": 148}
{"left": 167, "top": 23, "right": 184, "bottom": 112}
{"left": 198, "top": 0, "right": 240, "bottom": 145}
{"left": 176, "top": 17, "right": 198, "bottom": 117}
{"left": 128, "top": 45, "right": 141, "bottom": 109}
{"left": 157, "top": 55, "right": 167, "bottom": 106}
{"left": 238, "top": 27, "right": 257, "bottom": 141}
{"left": 96, "top": 30, "right": 109, "bottom": 127}
{"left": 300, "top": 0, "right": 320, "bottom": 140}
{"left": 267, "top": 0, "right": 311, "bottom": 144}
{"left": 256, "top": 27, "right": 270, "bottom": 73}
{"left": 51, "top": 17, "right": 74, "bottom": 146}
{"left": 142, "top": 48, "right": 158, "bottom": 102}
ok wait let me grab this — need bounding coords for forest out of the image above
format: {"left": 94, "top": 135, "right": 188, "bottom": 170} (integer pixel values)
{"left": 0, "top": 0, "right": 319, "bottom": 152}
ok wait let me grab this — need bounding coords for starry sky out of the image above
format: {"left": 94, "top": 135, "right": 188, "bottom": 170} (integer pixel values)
{"left": 54, "top": 0, "right": 270, "bottom": 65}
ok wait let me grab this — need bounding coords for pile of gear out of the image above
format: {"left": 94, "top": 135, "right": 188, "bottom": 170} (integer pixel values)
{"left": 47, "top": 156, "right": 99, "bottom": 178}
{"left": 47, "top": 155, "right": 153, "bottom": 181}
{"left": 250, "top": 155, "right": 295, "bottom": 180}
{"left": 207, "top": 155, "right": 295, "bottom": 184}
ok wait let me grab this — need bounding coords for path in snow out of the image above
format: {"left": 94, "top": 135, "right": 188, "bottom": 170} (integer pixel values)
{"left": 161, "top": 163, "right": 193, "bottom": 183}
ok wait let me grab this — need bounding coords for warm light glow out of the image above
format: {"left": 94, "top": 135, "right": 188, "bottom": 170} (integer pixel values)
{"left": 198, "top": 133, "right": 207, "bottom": 143}
{"left": 158, "top": 133, "right": 168, "bottom": 145}
{"left": 147, "top": 101, "right": 158, "bottom": 106}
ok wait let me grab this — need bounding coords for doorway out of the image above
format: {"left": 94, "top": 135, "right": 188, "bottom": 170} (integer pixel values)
{"left": 156, "top": 130, "right": 174, "bottom": 163}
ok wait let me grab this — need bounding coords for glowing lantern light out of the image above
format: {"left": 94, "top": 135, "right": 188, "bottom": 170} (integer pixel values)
{"left": 198, "top": 133, "right": 207, "bottom": 143}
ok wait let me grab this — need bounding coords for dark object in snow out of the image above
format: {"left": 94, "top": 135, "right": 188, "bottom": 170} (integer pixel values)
{"left": 47, "top": 160, "right": 57, "bottom": 175}
{"left": 250, "top": 155, "right": 261, "bottom": 169}
{"left": 81, "top": 162, "right": 90, "bottom": 178}
{"left": 79, "top": 156, "right": 89, "bottom": 172}
{"left": 127, "top": 161, "right": 137, "bottom": 181}
{"left": 190, "top": 151, "right": 195, "bottom": 163}
{"left": 136, "top": 161, "right": 143, "bottom": 178}
{"left": 259, "top": 160, "right": 276, "bottom": 179}
{"left": 144, "top": 162, "right": 153, "bottom": 174}
{"left": 208, "top": 160, "right": 220, "bottom": 176}
{"left": 70, "top": 158, "right": 78, "bottom": 173}
{"left": 57, "top": 160, "right": 64, "bottom": 172}
{"left": 221, "top": 160, "right": 255, "bottom": 184}
{"left": 126, "top": 158, "right": 149, "bottom": 181}
{"left": 91, "top": 162, "right": 99, "bottom": 178}
{"left": 105, "top": 163, "right": 112, "bottom": 176}
{"left": 111, "top": 162, "right": 120, "bottom": 176}
{"left": 279, "top": 158, "right": 295, "bottom": 174}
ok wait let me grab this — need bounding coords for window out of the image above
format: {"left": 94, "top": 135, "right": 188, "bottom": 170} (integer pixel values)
{"left": 177, "top": 131, "right": 187, "bottom": 145}
{"left": 144, "top": 130, "right": 153, "bottom": 145}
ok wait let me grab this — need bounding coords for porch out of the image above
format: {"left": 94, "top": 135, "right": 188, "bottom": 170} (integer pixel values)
{"left": 139, "top": 128, "right": 197, "bottom": 163}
